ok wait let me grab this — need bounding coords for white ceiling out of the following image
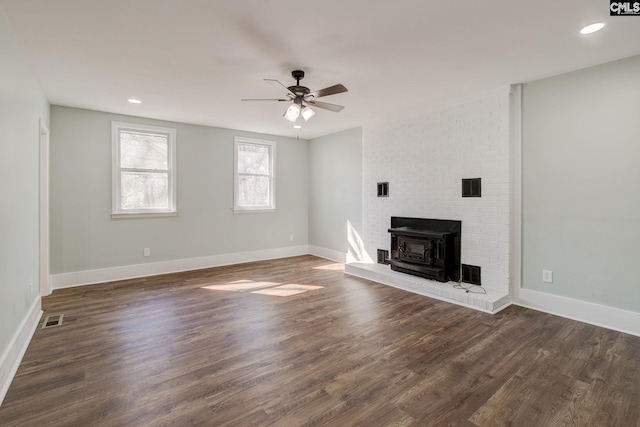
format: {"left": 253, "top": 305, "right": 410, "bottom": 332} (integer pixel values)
{"left": 2, "top": 0, "right": 639, "bottom": 139}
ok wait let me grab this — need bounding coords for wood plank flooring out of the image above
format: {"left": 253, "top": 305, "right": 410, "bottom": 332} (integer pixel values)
{"left": 1, "top": 255, "right": 639, "bottom": 426}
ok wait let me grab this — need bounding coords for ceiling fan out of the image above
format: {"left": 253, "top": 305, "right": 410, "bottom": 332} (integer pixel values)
{"left": 241, "top": 70, "right": 348, "bottom": 122}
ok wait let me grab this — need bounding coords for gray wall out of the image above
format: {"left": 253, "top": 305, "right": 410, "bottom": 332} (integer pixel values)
{"left": 522, "top": 54, "right": 640, "bottom": 312}
{"left": 0, "top": 9, "right": 50, "bottom": 362}
{"left": 50, "top": 106, "right": 308, "bottom": 274}
{"left": 308, "top": 127, "right": 363, "bottom": 258}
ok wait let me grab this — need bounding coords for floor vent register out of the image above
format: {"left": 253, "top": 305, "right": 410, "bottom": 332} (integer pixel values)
{"left": 42, "top": 314, "right": 64, "bottom": 329}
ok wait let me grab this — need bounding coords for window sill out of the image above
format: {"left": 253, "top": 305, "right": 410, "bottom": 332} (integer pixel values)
{"left": 111, "top": 211, "right": 178, "bottom": 219}
{"left": 233, "top": 208, "right": 276, "bottom": 214}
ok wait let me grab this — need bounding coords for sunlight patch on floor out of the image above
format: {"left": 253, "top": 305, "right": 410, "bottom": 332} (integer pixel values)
{"left": 312, "top": 263, "right": 345, "bottom": 271}
{"left": 201, "top": 280, "right": 324, "bottom": 297}
{"left": 251, "top": 284, "right": 324, "bottom": 297}
{"left": 201, "top": 280, "right": 279, "bottom": 291}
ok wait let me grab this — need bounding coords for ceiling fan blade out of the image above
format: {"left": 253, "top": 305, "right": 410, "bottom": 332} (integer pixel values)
{"left": 306, "top": 99, "right": 344, "bottom": 112}
{"left": 241, "top": 98, "right": 290, "bottom": 101}
{"left": 264, "top": 79, "right": 295, "bottom": 96}
{"left": 308, "top": 84, "right": 348, "bottom": 98}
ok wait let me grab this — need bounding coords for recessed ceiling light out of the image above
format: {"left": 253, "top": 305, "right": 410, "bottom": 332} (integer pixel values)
{"left": 127, "top": 98, "right": 142, "bottom": 104}
{"left": 293, "top": 125, "right": 302, "bottom": 129}
{"left": 580, "top": 22, "right": 606, "bottom": 35}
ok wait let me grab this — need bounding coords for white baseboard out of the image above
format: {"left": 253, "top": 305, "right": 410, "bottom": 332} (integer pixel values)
{"left": 514, "top": 288, "right": 640, "bottom": 337}
{"left": 50, "top": 245, "right": 310, "bottom": 290}
{"left": 308, "top": 245, "right": 346, "bottom": 263}
{"left": 0, "top": 297, "right": 42, "bottom": 406}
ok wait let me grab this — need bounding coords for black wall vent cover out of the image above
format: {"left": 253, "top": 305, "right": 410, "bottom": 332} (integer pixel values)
{"left": 377, "top": 249, "right": 390, "bottom": 264}
{"left": 377, "top": 182, "right": 389, "bottom": 197}
{"left": 461, "top": 264, "right": 481, "bottom": 285}
{"left": 462, "top": 178, "right": 481, "bottom": 197}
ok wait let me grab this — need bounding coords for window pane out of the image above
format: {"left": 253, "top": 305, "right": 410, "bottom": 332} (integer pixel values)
{"left": 120, "top": 131, "right": 168, "bottom": 170}
{"left": 238, "top": 175, "right": 270, "bottom": 207}
{"left": 121, "top": 171, "right": 169, "bottom": 209}
{"left": 237, "top": 143, "right": 270, "bottom": 174}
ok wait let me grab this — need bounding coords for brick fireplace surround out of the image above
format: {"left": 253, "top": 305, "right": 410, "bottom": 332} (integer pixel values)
{"left": 346, "top": 87, "right": 511, "bottom": 313}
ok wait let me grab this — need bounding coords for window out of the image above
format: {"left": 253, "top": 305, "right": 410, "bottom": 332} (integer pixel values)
{"left": 112, "top": 121, "right": 177, "bottom": 217}
{"left": 234, "top": 137, "right": 275, "bottom": 212}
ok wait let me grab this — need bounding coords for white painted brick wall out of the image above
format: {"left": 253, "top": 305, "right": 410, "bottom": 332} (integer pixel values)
{"left": 362, "top": 87, "right": 511, "bottom": 292}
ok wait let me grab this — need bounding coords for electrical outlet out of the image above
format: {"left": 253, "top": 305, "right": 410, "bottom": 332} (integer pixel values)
{"left": 29, "top": 282, "right": 33, "bottom": 295}
{"left": 289, "top": 234, "right": 294, "bottom": 242}
{"left": 144, "top": 248, "right": 151, "bottom": 257}
{"left": 542, "top": 270, "right": 553, "bottom": 283}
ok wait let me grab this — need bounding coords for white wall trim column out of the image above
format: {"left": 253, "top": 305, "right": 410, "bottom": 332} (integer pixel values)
{"left": 509, "top": 84, "right": 523, "bottom": 302}
{"left": 39, "top": 118, "right": 51, "bottom": 297}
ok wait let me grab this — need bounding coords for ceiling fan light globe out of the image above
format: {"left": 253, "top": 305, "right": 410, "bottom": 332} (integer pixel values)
{"left": 301, "top": 106, "right": 315, "bottom": 121}
{"left": 284, "top": 103, "right": 301, "bottom": 122}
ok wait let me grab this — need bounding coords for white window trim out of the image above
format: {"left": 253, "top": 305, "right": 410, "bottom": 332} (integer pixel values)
{"left": 111, "top": 121, "right": 177, "bottom": 218}
{"left": 233, "top": 136, "right": 276, "bottom": 213}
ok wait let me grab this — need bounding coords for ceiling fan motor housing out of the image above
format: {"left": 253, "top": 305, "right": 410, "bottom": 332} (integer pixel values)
{"left": 241, "top": 69, "right": 347, "bottom": 114}
{"left": 288, "top": 86, "right": 310, "bottom": 97}
{"left": 288, "top": 70, "right": 310, "bottom": 97}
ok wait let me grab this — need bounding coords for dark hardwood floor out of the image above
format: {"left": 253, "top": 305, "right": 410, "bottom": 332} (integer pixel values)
{"left": 1, "top": 255, "right": 639, "bottom": 426}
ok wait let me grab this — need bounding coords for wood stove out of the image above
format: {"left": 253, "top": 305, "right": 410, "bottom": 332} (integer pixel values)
{"left": 388, "top": 217, "right": 461, "bottom": 283}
